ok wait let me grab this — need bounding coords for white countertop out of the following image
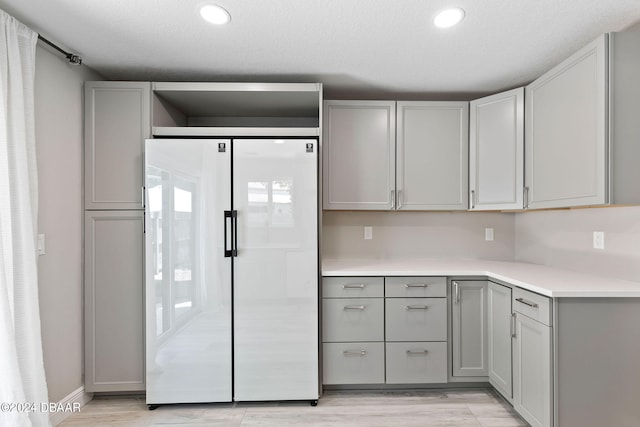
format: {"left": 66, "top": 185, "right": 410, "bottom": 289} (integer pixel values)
{"left": 322, "top": 259, "right": 640, "bottom": 298}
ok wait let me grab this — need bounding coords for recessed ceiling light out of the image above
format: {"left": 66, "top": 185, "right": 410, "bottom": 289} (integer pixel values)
{"left": 434, "top": 7, "right": 465, "bottom": 28}
{"left": 200, "top": 4, "right": 231, "bottom": 25}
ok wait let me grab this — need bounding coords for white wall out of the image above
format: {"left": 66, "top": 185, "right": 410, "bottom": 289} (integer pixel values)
{"left": 323, "top": 211, "right": 516, "bottom": 260}
{"left": 515, "top": 206, "right": 640, "bottom": 282}
{"left": 35, "top": 44, "right": 101, "bottom": 403}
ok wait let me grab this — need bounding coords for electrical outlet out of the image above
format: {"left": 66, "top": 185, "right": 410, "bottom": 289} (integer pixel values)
{"left": 593, "top": 231, "right": 605, "bottom": 249}
{"left": 485, "top": 228, "right": 494, "bottom": 241}
{"left": 364, "top": 226, "right": 373, "bottom": 240}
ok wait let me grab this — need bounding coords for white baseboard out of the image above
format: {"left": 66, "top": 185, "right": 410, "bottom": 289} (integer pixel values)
{"left": 49, "top": 386, "right": 93, "bottom": 426}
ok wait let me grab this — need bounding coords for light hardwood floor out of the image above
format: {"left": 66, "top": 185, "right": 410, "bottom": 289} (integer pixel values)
{"left": 59, "top": 389, "right": 527, "bottom": 426}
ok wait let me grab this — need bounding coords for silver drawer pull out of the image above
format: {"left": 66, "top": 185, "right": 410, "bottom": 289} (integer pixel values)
{"left": 406, "top": 305, "right": 428, "bottom": 310}
{"left": 343, "top": 350, "right": 367, "bottom": 357}
{"left": 344, "top": 305, "right": 366, "bottom": 310}
{"left": 406, "top": 349, "right": 429, "bottom": 355}
{"left": 515, "top": 297, "right": 539, "bottom": 308}
{"left": 405, "top": 283, "right": 428, "bottom": 288}
{"left": 342, "top": 284, "right": 366, "bottom": 289}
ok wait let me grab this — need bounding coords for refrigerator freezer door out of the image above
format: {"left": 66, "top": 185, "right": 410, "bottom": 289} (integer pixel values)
{"left": 232, "top": 139, "right": 319, "bottom": 401}
{"left": 145, "top": 139, "right": 232, "bottom": 404}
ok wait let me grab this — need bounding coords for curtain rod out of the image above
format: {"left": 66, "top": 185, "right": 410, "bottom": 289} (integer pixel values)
{"left": 37, "top": 35, "right": 82, "bottom": 65}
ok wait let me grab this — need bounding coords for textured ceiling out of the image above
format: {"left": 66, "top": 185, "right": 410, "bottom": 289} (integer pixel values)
{"left": 1, "top": 0, "right": 640, "bottom": 99}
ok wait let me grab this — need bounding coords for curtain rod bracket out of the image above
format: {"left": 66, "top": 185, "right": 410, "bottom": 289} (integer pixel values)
{"left": 38, "top": 35, "right": 82, "bottom": 66}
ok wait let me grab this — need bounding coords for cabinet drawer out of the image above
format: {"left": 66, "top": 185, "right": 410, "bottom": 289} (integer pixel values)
{"left": 385, "top": 276, "right": 447, "bottom": 297}
{"left": 322, "top": 298, "right": 384, "bottom": 342}
{"left": 513, "top": 287, "right": 552, "bottom": 326}
{"left": 385, "top": 298, "right": 447, "bottom": 342}
{"left": 323, "top": 342, "right": 385, "bottom": 385}
{"left": 385, "top": 342, "right": 448, "bottom": 384}
{"left": 323, "top": 277, "right": 384, "bottom": 298}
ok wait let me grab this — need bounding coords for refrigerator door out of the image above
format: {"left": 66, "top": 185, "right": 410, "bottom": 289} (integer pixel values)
{"left": 145, "top": 139, "right": 232, "bottom": 404}
{"left": 232, "top": 138, "right": 319, "bottom": 401}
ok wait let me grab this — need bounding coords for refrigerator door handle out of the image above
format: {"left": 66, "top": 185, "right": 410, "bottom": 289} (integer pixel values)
{"left": 232, "top": 210, "right": 238, "bottom": 257}
{"left": 224, "top": 210, "right": 233, "bottom": 257}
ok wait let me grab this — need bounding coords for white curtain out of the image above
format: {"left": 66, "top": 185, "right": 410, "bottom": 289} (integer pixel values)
{"left": 0, "top": 10, "right": 50, "bottom": 427}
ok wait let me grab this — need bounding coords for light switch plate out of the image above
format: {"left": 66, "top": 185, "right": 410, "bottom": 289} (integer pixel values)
{"left": 593, "top": 231, "right": 605, "bottom": 249}
{"left": 485, "top": 228, "right": 494, "bottom": 241}
{"left": 364, "top": 226, "right": 373, "bottom": 240}
{"left": 37, "top": 234, "right": 46, "bottom": 256}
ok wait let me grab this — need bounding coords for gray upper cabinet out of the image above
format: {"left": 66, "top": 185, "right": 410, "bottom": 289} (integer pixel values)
{"left": 85, "top": 81, "right": 151, "bottom": 210}
{"left": 487, "top": 282, "right": 513, "bottom": 400}
{"left": 451, "top": 280, "right": 488, "bottom": 378}
{"left": 84, "top": 210, "right": 145, "bottom": 392}
{"left": 396, "top": 102, "right": 469, "bottom": 210}
{"left": 323, "top": 100, "right": 396, "bottom": 210}
{"left": 525, "top": 32, "right": 640, "bottom": 209}
{"left": 469, "top": 88, "right": 524, "bottom": 211}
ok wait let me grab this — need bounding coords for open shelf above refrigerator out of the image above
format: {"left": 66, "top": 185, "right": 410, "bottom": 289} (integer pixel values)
{"left": 152, "top": 82, "right": 322, "bottom": 137}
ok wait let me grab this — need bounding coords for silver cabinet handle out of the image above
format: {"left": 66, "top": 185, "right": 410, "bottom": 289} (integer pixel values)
{"left": 390, "top": 189, "right": 395, "bottom": 209}
{"left": 405, "top": 283, "right": 428, "bottom": 288}
{"left": 398, "top": 189, "right": 403, "bottom": 209}
{"left": 406, "top": 349, "right": 429, "bottom": 355}
{"left": 343, "top": 350, "right": 367, "bottom": 357}
{"left": 511, "top": 312, "right": 517, "bottom": 338}
{"left": 343, "top": 284, "right": 366, "bottom": 289}
{"left": 344, "top": 305, "right": 365, "bottom": 310}
{"left": 406, "top": 305, "right": 428, "bottom": 310}
{"left": 470, "top": 189, "right": 475, "bottom": 210}
{"left": 524, "top": 186, "right": 530, "bottom": 209}
{"left": 141, "top": 186, "right": 146, "bottom": 209}
{"left": 515, "top": 297, "right": 539, "bottom": 308}
{"left": 453, "top": 281, "right": 460, "bottom": 304}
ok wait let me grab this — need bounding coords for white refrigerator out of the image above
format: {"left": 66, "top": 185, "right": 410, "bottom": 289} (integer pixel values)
{"left": 144, "top": 138, "right": 319, "bottom": 406}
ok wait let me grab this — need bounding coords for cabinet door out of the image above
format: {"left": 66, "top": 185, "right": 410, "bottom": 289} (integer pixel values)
{"left": 85, "top": 81, "right": 151, "bottom": 209}
{"left": 525, "top": 35, "right": 607, "bottom": 209}
{"left": 488, "top": 282, "right": 513, "bottom": 399}
{"left": 85, "top": 211, "right": 144, "bottom": 392}
{"left": 396, "top": 102, "right": 468, "bottom": 210}
{"left": 451, "top": 280, "right": 488, "bottom": 377}
{"left": 470, "top": 88, "right": 524, "bottom": 210}
{"left": 513, "top": 313, "right": 552, "bottom": 427}
{"left": 323, "top": 100, "right": 396, "bottom": 210}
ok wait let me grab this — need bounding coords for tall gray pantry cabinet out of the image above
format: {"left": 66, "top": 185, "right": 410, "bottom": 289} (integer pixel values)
{"left": 84, "top": 81, "right": 150, "bottom": 392}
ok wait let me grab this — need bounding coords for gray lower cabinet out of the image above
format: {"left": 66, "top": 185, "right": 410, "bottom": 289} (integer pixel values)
{"left": 385, "top": 342, "right": 447, "bottom": 384}
{"left": 487, "top": 281, "right": 513, "bottom": 400}
{"left": 84, "top": 211, "right": 145, "bottom": 392}
{"left": 451, "top": 280, "right": 488, "bottom": 378}
{"left": 512, "top": 289, "right": 552, "bottom": 427}
{"left": 84, "top": 81, "right": 150, "bottom": 210}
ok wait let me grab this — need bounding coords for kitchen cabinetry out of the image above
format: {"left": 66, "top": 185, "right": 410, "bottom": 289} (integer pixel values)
{"left": 512, "top": 288, "right": 552, "bottom": 427}
{"left": 84, "top": 211, "right": 145, "bottom": 392}
{"left": 525, "top": 32, "right": 640, "bottom": 209}
{"left": 487, "top": 281, "right": 512, "bottom": 400}
{"left": 396, "top": 102, "right": 468, "bottom": 210}
{"left": 322, "top": 101, "right": 396, "bottom": 210}
{"left": 451, "top": 280, "right": 488, "bottom": 378}
{"left": 84, "top": 81, "right": 150, "bottom": 210}
{"left": 469, "top": 88, "right": 524, "bottom": 210}
{"left": 385, "top": 277, "right": 448, "bottom": 384}
{"left": 322, "top": 276, "right": 448, "bottom": 385}
{"left": 322, "top": 100, "right": 468, "bottom": 211}
{"left": 322, "top": 277, "right": 385, "bottom": 384}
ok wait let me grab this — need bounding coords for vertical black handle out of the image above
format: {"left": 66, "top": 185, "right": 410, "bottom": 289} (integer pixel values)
{"left": 232, "top": 210, "right": 238, "bottom": 257}
{"left": 224, "top": 210, "right": 232, "bottom": 257}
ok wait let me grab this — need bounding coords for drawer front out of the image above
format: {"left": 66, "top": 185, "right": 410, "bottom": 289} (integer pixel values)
{"left": 385, "top": 342, "right": 448, "bottom": 384}
{"left": 385, "top": 276, "right": 447, "bottom": 297}
{"left": 513, "top": 287, "right": 552, "bottom": 326}
{"left": 385, "top": 298, "right": 447, "bottom": 342}
{"left": 323, "top": 342, "right": 385, "bottom": 385}
{"left": 322, "top": 298, "right": 384, "bottom": 342}
{"left": 323, "top": 276, "right": 384, "bottom": 298}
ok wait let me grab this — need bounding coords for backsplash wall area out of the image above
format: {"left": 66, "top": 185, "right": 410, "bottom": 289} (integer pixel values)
{"left": 515, "top": 206, "right": 640, "bottom": 282}
{"left": 322, "top": 211, "right": 516, "bottom": 260}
